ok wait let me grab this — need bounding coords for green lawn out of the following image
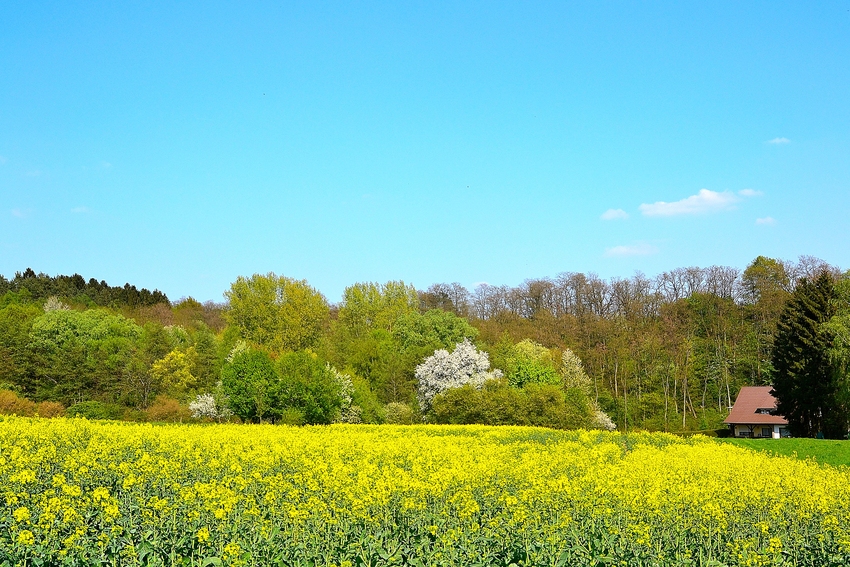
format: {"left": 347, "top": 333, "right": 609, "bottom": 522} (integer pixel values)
{"left": 717, "top": 437, "right": 850, "bottom": 468}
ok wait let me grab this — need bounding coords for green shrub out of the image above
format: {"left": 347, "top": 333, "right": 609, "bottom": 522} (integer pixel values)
{"left": 279, "top": 407, "right": 305, "bottom": 426}
{"left": 384, "top": 402, "right": 415, "bottom": 425}
{"left": 277, "top": 351, "right": 343, "bottom": 425}
{"left": 66, "top": 401, "right": 124, "bottom": 420}
{"left": 431, "top": 380, "right": 597, "bottom": 430}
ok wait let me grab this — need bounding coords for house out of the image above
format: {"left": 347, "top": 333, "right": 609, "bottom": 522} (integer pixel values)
{"left": 724, "top": 386, "right": 789, "bottom": 438}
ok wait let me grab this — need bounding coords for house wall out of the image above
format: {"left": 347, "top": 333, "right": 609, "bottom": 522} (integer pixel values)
{"left": 732, "top": 424, "right": 786, "bottom": 438}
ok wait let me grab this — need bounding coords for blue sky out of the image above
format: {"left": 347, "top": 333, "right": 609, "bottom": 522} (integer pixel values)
{"left": 2, "top": 1, "right": 849, "bottom": 303}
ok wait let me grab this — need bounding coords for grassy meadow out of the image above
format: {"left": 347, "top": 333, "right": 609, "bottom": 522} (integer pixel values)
{"left": 719, "top": 437, "right": 850, "bottom": 468}
{"left": 2, "top": 417, "right": 850, "bottom": 566}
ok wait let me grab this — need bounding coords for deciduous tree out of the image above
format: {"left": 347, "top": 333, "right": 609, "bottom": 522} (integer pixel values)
{"left": 225, "top": 273, "right": 329, "bottom": 354}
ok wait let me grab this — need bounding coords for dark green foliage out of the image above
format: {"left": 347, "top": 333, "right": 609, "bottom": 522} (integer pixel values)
{"left": 66, "top": 400, "right": 125, "bottom": 420}
{"left": 221, "top": 349, "right": 344, "bottom": 425}
{"left": 221, "top": 349, "right": 279, "bottom": 423}
{"left": 0, "top": 302, "right": 41, "bottom": 388}
{"left": 3, "top": 268, "right": 169, "bottom": 307}
{"left": 772, "top": 273, "right": 846, "bottom": 438}
{"left": 276, "top": 351, "right": 343, "bottom": 425}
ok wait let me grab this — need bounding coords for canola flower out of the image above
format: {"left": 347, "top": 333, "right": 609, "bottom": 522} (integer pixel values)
{"left": 1, "top": 416, "right": 849, "bottom": 566}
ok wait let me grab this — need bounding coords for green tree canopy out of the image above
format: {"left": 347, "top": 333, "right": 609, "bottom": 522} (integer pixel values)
{"left": 221, "top": 348, "right": 279, "bottom": 423}
{"left": 28, "top": 308, "right": 142, "bottom": 403}
{"left": 337, "top": 281, "right": 419, "bottom": 336}
{"left": 277, "top": 351, "right": 344, "bottom": 425}
{"left": 225, "top": 273, "right": 329, "bottom": 354}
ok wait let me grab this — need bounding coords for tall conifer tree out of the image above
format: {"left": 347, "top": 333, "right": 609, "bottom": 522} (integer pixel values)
{"left": 771, "top": 272, "right": 844, "bottom": 438}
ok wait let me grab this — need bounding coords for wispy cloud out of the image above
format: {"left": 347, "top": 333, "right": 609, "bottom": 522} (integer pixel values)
{"left": 0, "top": 156, "right": 7, "bottom": 165}
{"left": 71, "top": 206, "right": 90, "bottom": 214}
{"left": 600, "top": 208, "right": 629, "bottom": 221}
{"left": 738, "top": 188, "right": 763, "bottom": 197}
{"left": 11, "top": 209, "right": 26, "bottom": 218}
{"left": 604, "top": 242, "right": 659, "bottom": 257}
{"left": 767, "top": 137, "right": 790, "bottom": 144}
{"left": 756, "top": 216, "right": 776, "bottom": 225}
{"left": 639, "top": 189, "right": 739, "bottom": 217}
{"left": 24, "top": 170, "right": 43, "bottom": 177}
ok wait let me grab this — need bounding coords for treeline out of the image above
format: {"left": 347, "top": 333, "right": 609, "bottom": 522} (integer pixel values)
{"left": 0, "top": 256, "right": 846, "bottom": 433}
{"left": 0, "top": 268, "right": 170, "bottom": 308}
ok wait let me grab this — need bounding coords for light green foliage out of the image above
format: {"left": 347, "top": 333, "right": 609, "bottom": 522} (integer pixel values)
{"left": 384, "top": 401, "right": 415, "bottom": 424}
{"left": 30, "top": 308, "right": 141, "bottom": 351}
{"left": 431, "top": 379, "right": 597, "bottom": 429}
{"left": 742, "top": 256, "right": 792, "bottom": 303}
{"left": 391, "top": 309, "right": 479, "bottom": 354}
{"left": 332, "top": 284, "right": 476, "bottom": 405}
{"left": 561, "top": 348, "right": 593, "bottom": 391}
{"left": 825, "top": 273, "right": 850, "bottom": 372}
{"left": 501, "top": 339, "right": 560, "bottom": 389}
{"left": 225, "top": 273, "right": 329, "bottom": 354}
{"left": 337, "top": 281, "right": 419, "bottom": 335}
{"left": 29, "top": 309, "right": 142, "bottom": 403}
{"left": 350, "top": 375, "right": 384, "bottom": 423}
{"left": 150, "top": 347, "right": 199, "bottom": 399}
{"left": 123, "top": 322, "right": 174, "bottom": 408}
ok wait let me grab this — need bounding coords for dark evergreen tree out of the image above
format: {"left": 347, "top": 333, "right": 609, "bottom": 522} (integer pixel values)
{"left": 771, "top": 272, "right": 845, "bottom": 438}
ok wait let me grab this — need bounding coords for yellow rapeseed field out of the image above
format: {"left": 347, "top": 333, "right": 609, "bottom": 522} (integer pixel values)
{"left": 1, "top": 416, "right": 849, "bottom": 566}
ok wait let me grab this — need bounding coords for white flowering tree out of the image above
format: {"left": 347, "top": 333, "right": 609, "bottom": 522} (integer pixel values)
{"left": 43, "top": 296, "right": 70, "bottom": 312}
{"left": 561, "top": 348, "right": 616, "bottom": 431}
{"left": 415, "top": 338, "right": 502, "bottom": 413}
{"left": 328, "top": 365, "right": 362, "bottom": 424}
{"left": 189, "top": 383, "right": 233, "bottom": 422}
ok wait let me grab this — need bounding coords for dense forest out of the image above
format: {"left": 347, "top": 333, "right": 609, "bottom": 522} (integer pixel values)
{"left": 1, "top": 255, "right": 848, "bottom": 434}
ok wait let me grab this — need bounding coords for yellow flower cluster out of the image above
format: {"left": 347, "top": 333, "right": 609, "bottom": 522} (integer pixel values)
{"left": 1, "top": 416, "right": 848, "bottom": 566}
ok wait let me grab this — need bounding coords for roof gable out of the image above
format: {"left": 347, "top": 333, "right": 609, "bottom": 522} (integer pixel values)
{"left": 724, "top": 386, "right": 788, "bottom": 425}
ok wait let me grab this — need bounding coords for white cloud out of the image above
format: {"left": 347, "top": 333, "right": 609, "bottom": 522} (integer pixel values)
{"left": 756, "top": 217, "right": 776, "bottom": 225}
{"left": 71, "top": 206, "right": 90, "bottom": 214}
{"left": 738, "top": 188, "right": 763, "bottom": 197}
{"left": 601, "top": 208, "right": 629, "bottom": 221}
{"left": 24, "top": 170, "right": 42, "bottom": 177}
{"left": 11, "top": 209, "right": 25, "bottom": 218}
{"left": 767, "top": 137, "right": 790, "bottom": 144}
{"left": 0, "top": 156, "right": 7, "bottom": 165}
{"left": 639, "top": 189, "right": 739, "bottom": 217}
{"left": 604, "top": 242, "right": 659, "bottom": 257}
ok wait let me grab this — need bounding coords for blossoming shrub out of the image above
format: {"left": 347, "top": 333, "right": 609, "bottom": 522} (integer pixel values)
{"left": 1, "top": 416, "right": 849, "bottom": 566}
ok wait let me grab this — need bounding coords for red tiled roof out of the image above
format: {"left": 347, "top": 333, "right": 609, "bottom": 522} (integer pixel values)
{"left": 724, "top": 386, "right": 788, "bottom": 425}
